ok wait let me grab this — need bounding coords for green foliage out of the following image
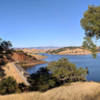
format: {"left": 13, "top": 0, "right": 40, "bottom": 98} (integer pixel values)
{"left": 80, "top": 5, "right": 100, "bottom": 56}
{"left": 0, "top": 38, "right": 13, "bottom": 79}
{"left": 18, "top": 83, "right": 28, "bottom": 92}
{"left": 28, "top": 68, "right": 56, "bottom": 91}
{"left": 28, "top": 58, "right": 88, "bottom": 92}
{"left": 47, "top": 58, "right": 87, "bottom": 83}
{"left": 82, "top": 37, "right": 97, "bottom": 58}
{"left": 0, "top": 38, "right": 12, "bottom": 53}
{"left": 0, "top": 67, "right": 5, "bottom": 78}
{"left": 0, "top": 77, "right": 20, "bottom": 95}
{"left": 0, "top": 38, "right": 13, "bottom": 78}
{"left": 81, "top": 5, "right": 100, "bottom": 39}
{"left": 0, "top": 38, "right": 13, "bottom": 64}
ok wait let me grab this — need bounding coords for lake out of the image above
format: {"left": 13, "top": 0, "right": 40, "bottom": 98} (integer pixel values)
{"left": 27, "top": 53, "right": 100, "bottom": 82}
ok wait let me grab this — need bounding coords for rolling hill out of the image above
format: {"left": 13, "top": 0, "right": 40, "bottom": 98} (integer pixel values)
{"left": 0, "top": 82, "right": 100, "bottom": 100}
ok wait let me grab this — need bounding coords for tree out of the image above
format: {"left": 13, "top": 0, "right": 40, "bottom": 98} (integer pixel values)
{"left": 28, "top": 58, "right": 87, "bottom": 92}
{"left": 0, "top": 77, "right": 20, "bottom": 95}
{"left": 81, "top": 5, "right": 100, "bottom": 38}
{"left": 47, "top": 58, "right": 87, "bottom": 83}
{"left": 81, "top": 5, "right": 100, "bottom": 56}
{"left": 28, "top": 67, "right": 56, "bottom": 91}
{"left": 0, "top": 68, "right": 5, "bottom": 78}
{"left": 0, "top": 38, "right": 12, "bottom": 53}
{"left": 82, "top": 37, "right": 97, "bottom": 58}
{"left": 0, "top": 38, "right": 13, "bottom": 63}
{"left": 0, "top": 38, "right": 13, "bottom": 78}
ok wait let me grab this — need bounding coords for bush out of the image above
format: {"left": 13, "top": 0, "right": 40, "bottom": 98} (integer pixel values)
{"left": 18, "top": 83, "right": 29, "bottom": 92}
{"left": 47, "top": 58, "right": 87, "bottom": 83}
{"left": 0, "top": 67, "right": 5, "bottom": 78}
{"left": 28, "top": 68, "right": 56, "bottom": 91}
{"left": 28, "top": 58, "right": 88, "bottom": 92}
{"left": 0, "top": 77, "right": 20, "bottom": 95}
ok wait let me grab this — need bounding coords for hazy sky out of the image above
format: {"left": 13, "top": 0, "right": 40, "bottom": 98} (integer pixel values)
{"left": 0, "top": 0, "right": 100, "bottom": 47}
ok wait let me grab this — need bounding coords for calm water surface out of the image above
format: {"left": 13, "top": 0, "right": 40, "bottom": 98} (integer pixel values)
{"left": 27, "top": 53, "right": 100, "bottom": 82}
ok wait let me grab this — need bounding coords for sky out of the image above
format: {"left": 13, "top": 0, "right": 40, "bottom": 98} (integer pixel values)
{"left": 0, "top": 0, "right": 100, "bottom": 47}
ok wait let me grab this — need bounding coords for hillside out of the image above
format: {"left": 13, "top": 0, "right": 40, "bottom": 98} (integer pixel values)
{"left": 12, "top": 51, "right": 46, "bottom": 68}
{"left": 0, "top": 82, "right": 100, "bottom": 100}
{"left": 2, "top": 62, "right": 30, "bottom": 85}
{"left": 47, "top": 46, "right": 92, "bottom": 55}
{"left": 21, "top": 48, "right": 46, "bottom": 54}
{"left": 31, "top": 54, "right": 47, "bottom": 60}
{"left": 0, "top": 50, "right": 46, "bottom": 80}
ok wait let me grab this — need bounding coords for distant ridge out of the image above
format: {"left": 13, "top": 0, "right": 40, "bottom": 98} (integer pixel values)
{"left": 29, "top": 46, "right": 62, "bottom": 49}
{"left": 15, "top": 46, "right": 63, "bottom": 50}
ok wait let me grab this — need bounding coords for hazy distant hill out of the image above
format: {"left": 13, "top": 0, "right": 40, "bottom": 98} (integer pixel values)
{"left": 28, "top": 46, "right": 61, "bottom": 50}
{"left": 15, "top": 46, "right": 61, "bottom": 50}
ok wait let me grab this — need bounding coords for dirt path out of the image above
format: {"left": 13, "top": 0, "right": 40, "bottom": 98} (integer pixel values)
{"left": 3, "top": 62, "right": 30, "bottom": 86}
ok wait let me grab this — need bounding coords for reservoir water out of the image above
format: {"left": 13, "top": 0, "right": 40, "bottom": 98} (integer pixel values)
{"left": 27, "top": 53, "right": 100, "bottom": 82}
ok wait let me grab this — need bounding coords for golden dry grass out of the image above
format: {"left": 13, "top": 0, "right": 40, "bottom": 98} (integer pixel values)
{"left": 2, "top": 63, "right": 27, "bottom": 84}
{"left": 32, "top": 54, "right": 47, "bottom": 60}
{"left": 1, "top": 82, "right": 100, "bottom": 100}
{"left": 58, "top": 48, "right": 91, "bottom": 55}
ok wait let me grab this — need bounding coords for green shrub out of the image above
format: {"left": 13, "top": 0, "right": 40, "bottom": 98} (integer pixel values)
{"left": 28, "top": 58, "right": 88, "bottom": 92}
{"left": 0, "top": 67, "right": 5, "bottom": 78}
{"left": 18, "top": 83, "right": 28, "bottom": 92}
{"left": 28, "top": 68, "right": 56, "bottom": 91}
{"left": 0, "top": 77, "right": 20, "bottom": 95}
{"left": 47, "top": 58, "right": 87, "bottom": 83}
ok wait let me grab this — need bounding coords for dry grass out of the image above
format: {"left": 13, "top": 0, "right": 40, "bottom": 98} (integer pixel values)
{"left": 2, "top": 63, "right": 27, "bottom": 84}
{"left": 32, "top": 54, "right": 47, "bottom": 60}
{"left": 1, "top": 82, "right": 100, "bottom": 100}
{"left": 58, "top": 48, "right": 91, "bottom": 55}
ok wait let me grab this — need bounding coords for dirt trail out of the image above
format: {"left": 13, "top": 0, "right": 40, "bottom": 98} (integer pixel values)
{"left": 3, "top": 62, "right": 30, "bottom": 86}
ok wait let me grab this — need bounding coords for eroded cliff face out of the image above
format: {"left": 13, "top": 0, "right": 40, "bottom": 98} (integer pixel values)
{"left": 11, "top": 51, "right": 46, "bottom": 67}
{"left": 12, "top": 52, "right": 37, "bottom": 63}
{"left": 0, "top": 51, "right": 45, "bottom": 68}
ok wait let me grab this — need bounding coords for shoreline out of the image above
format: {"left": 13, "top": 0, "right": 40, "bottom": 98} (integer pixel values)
{"left": 20, "top": 52, "right": 100, "bottom": 69}
{"left": 20, "top": 60, "right": 46, "bottom": 68}
{"left": 31, "top": 54, "right": 47, "bottom": 60}
{"left": 18, "top": 53, "right": 48, "bottom": 68}
{"left": 47, "top": 52, "right": 100, "bottom": 56}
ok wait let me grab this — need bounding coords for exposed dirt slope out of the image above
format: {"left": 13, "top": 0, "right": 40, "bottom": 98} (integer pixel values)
{"left": 12, "top": 51, "right": 46, "bottom": 67}
{"left": 3, "top": 62, "right": 30, "bottom": 85}
{"left": 12, "top": 52, "right": 37, "bottom": 63}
